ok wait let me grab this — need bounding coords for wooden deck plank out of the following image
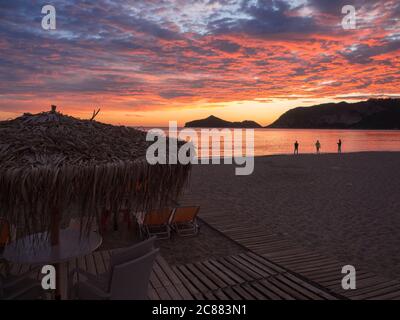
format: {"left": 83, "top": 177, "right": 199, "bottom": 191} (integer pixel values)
{"left": 236, "top": 254, "right": 281, "bottom": 276}
{"left": 240, "top": 282, "right": 268, "bottom": 300}
{"left": 154, "top": 285, "right": 173, "bottom": 300}
{"left": 85, "top": 254, "right": 97, "bottom": 276}
{"left": 345, "top": 280, "right": 400, "bottom": 297}
{"left": 148, "top": 288, "right": 160, "bottom": 300}
{"left": 208, "top": 259, "right": 245, "bottom": 284}
{"left": 185, "top": 263, "right": 219, "bottom": 291}
{"left": 153, "top": 259, "right": 173, "bottom": 287}
{"left": 152, "top": 260, "right": 182, "bottom": 300}
{"left": 92, "top": 251, "right": 107, "bottom": 276}
{"left": 372, "top": 291, "right": 400, "bottom": 300}
{"left": 322, "top": 273, "right": 382, "bottom": 289}
{"left": 271, "top": 252, "right": 322, "bottom": 262}
{"left": 282, "top": 272, "right": 338, "bottom": 300}
{"left": 231, "top": 284, "right": 255, "bottom": 300}
{"left": 157, "top": 257, "right": 192, "bottom": 300}
{"left": 283, "top": 257, "right": 338, "bottom": 268}
{"left": 172, "top": 265, "right": 200, "bottom": 298}
{"left": 288, "top": 259, "right": 341, "bottom": 271}
{"left": 236, "top": 253, "right": 281, "bottom": 276}
{"left": 250, "top": 281, "right": 281, "bottom": 300}
{"left": 212, "top": 289, "right": 231, "bottom": 300}
{"left": 149, "top": 264, "right": 163, "bottom": 289}
{"left": 262, "top": 248, "right": 314, "bottom": 259}
{"left": 258, "top": 279, "right": 296, "bottom": 300}
{"left": 244, "top": 252, "right": 287, "bottom": 273}
{"left": 76, "top": 255, "right": 86, "bottom": 283}
{"left": 224, "top": 256, "right": 265, "bottom": 280}
{"left": 202, "top": 290, "right": 218, "bottom": 300}
{"left": 176, "top": 265, "right": 210, "bottom": 293}
{"left": 221, "top": 286, "right": 243, "bottom": 300}
{"left": 345, "top": 282, "right": 400, "bottom": 300}
{"left": 157, "top": 256, "right": 182, "bottom": 285}
{"left": 100, "top": 250, "right": 111, "bottom": 272}
{"left": 193, "top": 261, "right": 229, "bottom": 289}
{"left": 270, "top": 276, "right": 318, "bottom": 300}
{"left": 216, "top": 257, "right": 255, "bottom": 282}
{"left": 201, "top": 260, "right": 237, "bottom": 286}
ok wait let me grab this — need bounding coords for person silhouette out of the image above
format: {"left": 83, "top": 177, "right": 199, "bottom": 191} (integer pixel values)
{"left": 294, "top": 141, "right": 299, "bottom": 155}
{"left": 337, "top": 139, "right": 342, "bottom": 153}
{"left": 315, "top": 140, "right": 321, "bottom": 153}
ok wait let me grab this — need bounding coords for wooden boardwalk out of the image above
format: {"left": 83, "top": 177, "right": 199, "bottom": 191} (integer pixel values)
{"left": 5, "top": 194, "right": 400, "bottom": 300}
{"left": 180, "top": 194, "right": 400, "bottom": 300}
{"left": 4, "top": 248, "right": 338, "bottom": 300}
{"left": 166, "top": 252, "right": 337, "bottom": 300}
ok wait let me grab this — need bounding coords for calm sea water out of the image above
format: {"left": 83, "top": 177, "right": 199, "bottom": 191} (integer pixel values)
{"left": 144, "top": 128, "right": 400, "bottom": 157}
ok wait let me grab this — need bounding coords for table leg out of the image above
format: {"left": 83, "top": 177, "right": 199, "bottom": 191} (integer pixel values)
{"left": 54, "top": 263, "right": 68, "bottom": 300}
{"left": 51, "top": 208, "right": 62, "bottom": 299}
{"left": 55, "top": 263, "right": 61, "bottom": 300}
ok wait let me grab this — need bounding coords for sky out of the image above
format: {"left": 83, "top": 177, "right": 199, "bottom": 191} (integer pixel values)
{"left": 0, "top": 0, "right": 399, "bottom": 126}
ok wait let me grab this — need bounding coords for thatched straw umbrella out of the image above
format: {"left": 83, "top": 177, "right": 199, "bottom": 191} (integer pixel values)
{"left": 0, "top": 106, "right": 191, "bottom": 244}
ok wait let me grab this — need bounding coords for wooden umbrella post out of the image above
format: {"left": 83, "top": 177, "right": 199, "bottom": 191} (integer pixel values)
{"left": 50, "top": 209, "right": 60, "bottom": 246}
{"left": 50, "top": 208, "right": 62, "bottom": 299}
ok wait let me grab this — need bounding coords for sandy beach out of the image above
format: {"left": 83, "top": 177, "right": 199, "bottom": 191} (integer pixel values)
{"left": 182, "top": 152, "right": 400, "bottom": 280}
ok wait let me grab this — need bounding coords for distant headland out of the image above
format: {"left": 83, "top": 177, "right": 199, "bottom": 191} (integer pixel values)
{"left": 184, "top": 115, "right": 262, "bottom": 128}
{"left": 185, "top": 98, "right": 400, "bottom": 129}
{"left": 267, "top": 98, "right": 400, "bottom": 129}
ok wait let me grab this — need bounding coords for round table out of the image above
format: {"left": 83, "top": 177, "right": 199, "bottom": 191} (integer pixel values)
{"left": 4, "top": 228, "right": 102, "bottom": 299}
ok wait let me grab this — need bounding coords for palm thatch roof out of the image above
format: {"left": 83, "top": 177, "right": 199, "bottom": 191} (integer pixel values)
{"left": 0, "top": 107, "right": 190, "bottom": 237}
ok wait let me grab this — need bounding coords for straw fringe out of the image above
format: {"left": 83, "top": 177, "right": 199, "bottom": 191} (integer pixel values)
{"left": 0, "top": 109, "right": 191, "bottom": 238}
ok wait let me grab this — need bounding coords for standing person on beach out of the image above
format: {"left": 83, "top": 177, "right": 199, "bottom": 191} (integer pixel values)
{"left": 294, "top": 141, "right": 299, "bottom": 155}
{"left": 315, "top": 140, "right": 321, "bottom": 153}
{"left": 337, "top": 139, "right": 342, "bottom": 153}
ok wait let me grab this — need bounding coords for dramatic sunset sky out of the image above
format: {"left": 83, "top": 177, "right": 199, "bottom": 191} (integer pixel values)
{"left": 0, "top": 0, "right": 399, "bottom": 126}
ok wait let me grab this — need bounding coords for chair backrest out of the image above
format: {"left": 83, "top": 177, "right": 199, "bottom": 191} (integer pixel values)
{"left": 0, "top": 219, "right": 11, "bottom": 248}
{"left": 170, "top": 206, "right": 200, "bottom": 224}
{"left": 108, "top": 237, "right": 156, "bottom": 289}
{"left": 143, "top": 208, "right": 173, "bottom": 226}
{"left": 110, "top": 237, "right": 156, "bottom": 268}
{"left": 109, "top": 248, "right": 159, "bottom": 300}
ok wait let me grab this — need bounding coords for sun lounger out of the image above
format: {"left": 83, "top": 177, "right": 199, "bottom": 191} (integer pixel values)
{"left": 141, "top": 208, "right": 173, "bottom": 239}
{"left": 170, "top": 206, "right": 200, "bottom": 237}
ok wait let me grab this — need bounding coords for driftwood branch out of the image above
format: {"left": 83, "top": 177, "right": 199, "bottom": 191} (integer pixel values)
{"left": 90, "top": 108, "right": 101, "bottom": 121}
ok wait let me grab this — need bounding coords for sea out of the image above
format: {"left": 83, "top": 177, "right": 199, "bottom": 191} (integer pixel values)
{"left": 141, "top": 128, "right": 400, "bottom": 157}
